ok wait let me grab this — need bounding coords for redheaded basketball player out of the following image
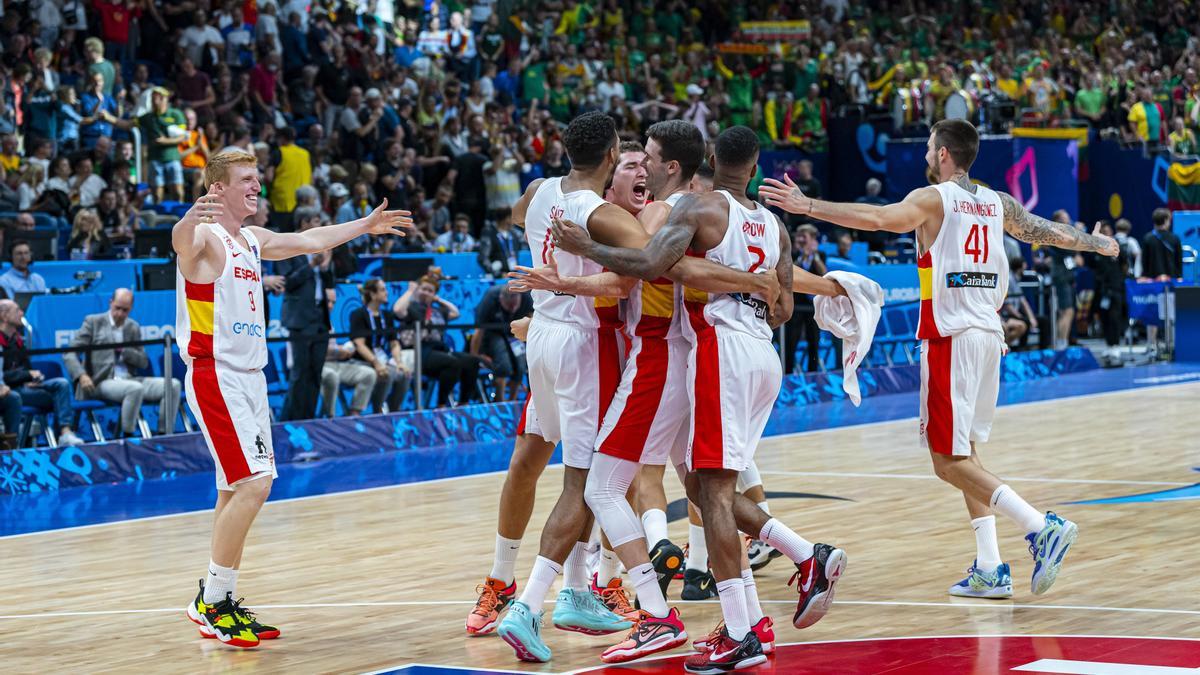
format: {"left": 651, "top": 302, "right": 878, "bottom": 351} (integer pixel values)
{"left": 177, "top": 151, "right": 410, "bottom": 648}
{"left": 494, "top": 113, "right": 777, "bottom": 665}
{"left": 760, "top": 118, "right": 1118, "bottom": 599}
{"left": 553, "top": 126, "right": 849, "bottom": 673}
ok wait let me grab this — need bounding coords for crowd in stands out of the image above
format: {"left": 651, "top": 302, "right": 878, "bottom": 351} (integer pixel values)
{"left": 0, "top": 0, "right": 1196, "bottom": 446}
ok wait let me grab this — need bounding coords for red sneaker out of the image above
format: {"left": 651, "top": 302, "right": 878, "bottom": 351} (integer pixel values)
{"left": 683, "top": 626, "right": 767, "bottom": 673}
{"left": 692, "top": 617, "right": 774, "bottom": 655}
{"left": 466, "top": 576, "right": 516, "bottom": 636}
{"left": 788, "top": 543, "right": 847, "bottom": 629}
{"left": 601, "top": 608, "right": 689, "bottom": 664}
{"left": 591, "top": 574, "right": 641, "bottom": 622}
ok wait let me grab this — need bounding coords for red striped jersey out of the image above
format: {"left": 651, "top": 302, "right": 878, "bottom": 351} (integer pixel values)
{"left": 917, "top": 181, "right": 1007, "bottom": 340}
{"left": 175, "top": 223, "right": 268, "bottom": 371}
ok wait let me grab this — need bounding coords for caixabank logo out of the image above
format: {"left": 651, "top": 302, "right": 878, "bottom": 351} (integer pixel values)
{"left": 946, "top": 271, "right": 999, "bottom": 288}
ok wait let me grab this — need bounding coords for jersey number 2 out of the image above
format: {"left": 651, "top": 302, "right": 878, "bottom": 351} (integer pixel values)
{"left": 963, "top": 224, "right": 989, "bottom": 264}
{"left": 747, "top": 246, "right": 766, "bottom": 272}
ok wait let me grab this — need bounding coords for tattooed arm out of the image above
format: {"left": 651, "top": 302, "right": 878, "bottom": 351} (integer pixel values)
{"left": 771, "top": 225, "right": 795, "bottom": 329}
{"left": 997, "top": 192, "right": 1119, "bottom": 256}
{"left": 551, "top": 195, "right": 703, "bottom": 280}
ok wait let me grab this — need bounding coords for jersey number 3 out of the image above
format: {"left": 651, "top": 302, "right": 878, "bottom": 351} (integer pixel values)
{"left": 963, "top": 224, "right": 989, "bottom": 264}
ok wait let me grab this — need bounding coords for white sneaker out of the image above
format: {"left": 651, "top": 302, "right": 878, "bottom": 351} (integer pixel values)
{"left": 58, "top": 430, "right": 85, "bottom": 446}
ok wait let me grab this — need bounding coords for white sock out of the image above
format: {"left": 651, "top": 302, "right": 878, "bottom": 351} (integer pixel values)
{"left": 517, "top": 556, "right": 562, "bottom": 609}
{"left": 629, "top": 562, "right": 669, "bottom": 618}
{"left": 641, "top": 509, "right": 669, "bottom": 549}
{"left": 741, "top": 569, "right": 764, "bottom": 625}
{"left": 203, "top": 560, "right": 238, "bottom": 605}
{"left": 715, "top": 577, "right": 750, "bottom": 640}
{"left": 972, "top": 516, "right": 1002, "bottom": 570}
{"left": 490, "top": 534, "right": 521, "bottom": 584}
{"left": 597, "top": 548, "right": 622, "bottom": 585}
{"left": 990, "top": 485, "right": 1045, "bottom": 535}
{"left": 687, "top": 524, "right": 709, "bottom": 571}
{"left": 759, "top": 518, "right": 815, "bottom": 563}
{"left": 757, "top": 501, "right": 771, "bottom": 517}
{"left": 564, "top": 541, "right": 592, "bottom": 590}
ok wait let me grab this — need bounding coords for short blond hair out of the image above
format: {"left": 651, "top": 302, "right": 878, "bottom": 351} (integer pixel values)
{"left": 203, "top": 150, "right": 257, "bottom": 189}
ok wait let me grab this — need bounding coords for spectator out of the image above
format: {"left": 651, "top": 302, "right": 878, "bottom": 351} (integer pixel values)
{"left": 71, "top": 156, "right": 107, "bottom": 208}
{"left": 470, "top": 283, "right": 532, "bottom": 401}
{"left": 138, "top": 87, "right": 188, "bottom": 203}
{"left": 422, "top": 185, "right": 455, "bottom": 236}
{"left": 448, "top": 136, "right": 490, "bottom": 235}
{"left": 1128, "top": 86, "right": 1165, "bottom": 145}
{"left": 477, "top": 208, "right": 525, "bottom": 276}
{"left": 1114, "top": 219, "right": 1142, "bottom": 278}
{"left": 0, "top": 299, "right": 84, "bottom": 446}
{"left": 1001, "top": 254, "right": 1046, "bottom": 350}
{"left": 1087, "top": 222, "right": 1128, "bottom": 359}
{"left": 835, "top": 232, "right": 854, "bottom": 260}
{"left": 79, "top": 71, "right": 118, "bottom": 150}
{"left": 62, "top": 288, "right": 181, "bottom": 436}
{"left": 329, "top": 277, "right": 411, "bottom": 415}
{"left": 394, "top": 275, "right": 482, "bottom": 408}
{"left": 0, "top": 241, "right": 48, "bottom": 296}
{"left": 267, "top": 127, "right": 312, "bottom": 230}
{"left": 540, "top": 138, "right": 571, "bottom": 178}
{"left": 434, "top": 213, "right": 479, "bottom": 253}
{"left": 786, "top": 224, "right": 826, "bottom": 374}
{"left": 277, "top": 206, "right": 333, "bottom": 421}
{"left": 179, "top": 108, "right": 210, "bottom": 201}
{"left": 96, "top": 188, "right": 134, "bottom": 246}
{"left": 1142, "top": 208, "right": 1184, "bottom": 281}
{"left": 178, "top": 10, "right": 224, "bottom": 68}
{"left": 67, "top": 208, "right": 113, "bottom": 260}
{"left": 82, "top": 37, "right": 115, "bottom": 97}
{"left": 1169, "top": 117, "right": 1197, "bottom": 156}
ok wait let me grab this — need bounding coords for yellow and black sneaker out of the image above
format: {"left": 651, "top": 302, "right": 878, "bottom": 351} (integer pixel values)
{"left": 185, "top": 579, "right": 216, "bottom": 638}
{"left": 201, "top": 592, "right": 260, "bottom": 648}
{"left": 234, "top": 604, "right": 280, "bottom": 640}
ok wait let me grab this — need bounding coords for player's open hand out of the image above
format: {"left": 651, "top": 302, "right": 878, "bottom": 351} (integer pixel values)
{"left": 1092, "top": 221, "right": 1120, "bottom": 258}
{"left": 184, "top": 188, "right": 225, "bottom": 225}
{"left": 507, "top": 249, "right": 562, "bottom": 293}
{"left": 365, "top": 198, "right": 413, "bottom": 236}
{"left": 550, "top": 216, "right": 593, "bottom": 255}
{"left": 759, "top": 174, "right": 811, "bottom": 215}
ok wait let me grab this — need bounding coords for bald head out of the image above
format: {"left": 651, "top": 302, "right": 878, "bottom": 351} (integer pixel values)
{"left": 110, "top": 288, "right": 133, "bottom": 325}
{"left": 0, "top": 299, "right": 20, "bottom": 327}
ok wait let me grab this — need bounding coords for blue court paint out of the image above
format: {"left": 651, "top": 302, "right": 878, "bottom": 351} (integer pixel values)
{"left": 1072, "top": 468, "right": 1200, "bottom": 504}
{"left": 3, "top": 363, "right": 1197, "bottom": 537}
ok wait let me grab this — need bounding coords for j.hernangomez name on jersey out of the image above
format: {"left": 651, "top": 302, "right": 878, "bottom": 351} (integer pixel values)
{"left": 946, "top": 272, "right": 999, "bottom": 288}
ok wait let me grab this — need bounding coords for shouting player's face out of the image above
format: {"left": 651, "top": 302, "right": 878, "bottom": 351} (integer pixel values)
{"left": 607, "top": 151, "right": 648, "bottom": 215}
{"left": 216, "top": 164, "right": 262, "bottom": 222}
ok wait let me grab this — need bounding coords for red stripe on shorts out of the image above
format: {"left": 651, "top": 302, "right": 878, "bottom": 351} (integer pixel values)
{"left": 925, "top": 337, "right": 954, "bottom": 455}
{"left": 690, "top": 332, "right": 725, "bottom": 469}
{"left": 597, "top": 328, "right": 622, "bottom": 427}
{"left": 191, "top": 360, "right": 252, "bottom": 485}
{"left": 599, "top": 337, "right": 669, "bottom": 461}
{"left": 516, "top": 396, "right": 531, "bottom": 436}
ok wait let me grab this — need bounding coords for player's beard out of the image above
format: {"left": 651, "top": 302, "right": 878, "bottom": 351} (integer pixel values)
{"left": 926, "top": 162, "right": 940, "bottom": 185}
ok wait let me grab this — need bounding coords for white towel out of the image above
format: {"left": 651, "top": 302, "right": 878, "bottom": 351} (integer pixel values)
{"left": 813, "top": 271, "right": 885, "bottom": 406}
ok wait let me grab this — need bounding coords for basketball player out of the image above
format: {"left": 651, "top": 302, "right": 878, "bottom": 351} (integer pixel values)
{"left": 496, "top": 112, "right": 779, "bottom": 665}
{"left": 552, "top": 126, "right": 849, "bottom": 672}
{"left": 177, "top": 151, "right": 410, "bottom": 648}
{"left": 760, "top": 119, "right": 1119, "bottom": 599}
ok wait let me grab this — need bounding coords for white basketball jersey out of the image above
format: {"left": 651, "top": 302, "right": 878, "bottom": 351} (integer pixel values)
{"left": 176, "top": 223, "right": 268, "bottom": 371}
{"left": 624, "top": 191, "right": 689, "bottom": 340}
{"left": 524, "top": 177, "right": 610, "bottom": 328}
{"left": 917, "top": 181, "right": 1008, "bottom": 340}
{"left": 683, "top": 190, "right": 780, "bottom": 341}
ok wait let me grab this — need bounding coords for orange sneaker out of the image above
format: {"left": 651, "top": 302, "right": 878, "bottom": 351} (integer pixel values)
{"left": 591, "top": 574, "right": 640, "bottom": 622}
{"left": 466, "top": 576, "right": 516, "bottom": 636}
{"left": 692, "top": 617, "right": 775, "bottom": 654}
{"left": 601, "top": 608, "right": 688, "bottom": 664}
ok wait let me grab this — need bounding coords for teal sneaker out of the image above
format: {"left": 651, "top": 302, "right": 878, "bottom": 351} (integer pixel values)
{"left": 948, "top": 560, "right": 1014, "bottom": 599}
{"left": 1026, "top": 512, "right": 1079, "bottom": 595}
{"left": 551, "top": 588, "right": 633, "bottom": 635}
{"left": 497, "top": 600, "right": 551, "bottom": 663}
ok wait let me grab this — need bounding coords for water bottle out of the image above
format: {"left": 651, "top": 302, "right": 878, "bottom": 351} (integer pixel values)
{"left": 150, "top": 246, "right": 158, "bottom": 258}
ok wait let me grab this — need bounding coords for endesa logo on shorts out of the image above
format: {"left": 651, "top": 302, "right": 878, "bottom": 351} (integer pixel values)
{"left": 233, "top": 266, "right": 260, "bottom": 282}
{"left": 946, "top": 272, "right": 998, "bottom": 288}
{"left": 232, "top": 322, "right": 264, "bottom": 336}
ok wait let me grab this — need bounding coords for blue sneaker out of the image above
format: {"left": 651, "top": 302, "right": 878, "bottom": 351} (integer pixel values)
{"left": 551, "top": 588, "right": 633, "bottom": 635}
{"left": 497, "top": 601, "right": 551, "bottom": 662}
{"left": 1026, "top": 512, "right": 1078, "bottom": 595}
{"left": 948, "top": 560, "right": 1014, "bottom": 599}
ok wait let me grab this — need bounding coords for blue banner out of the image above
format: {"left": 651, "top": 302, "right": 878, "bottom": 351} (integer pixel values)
{"left": 1127, "top": 280, "right": 1169, "bottom": 326}
{"left": 0, "top": 258, "right": 169, "bottom": 294}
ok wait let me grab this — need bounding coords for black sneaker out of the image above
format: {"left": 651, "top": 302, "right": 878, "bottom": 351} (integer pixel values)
{"left": 684, "top": 627, "right": 767, "bottom": 673}
{"left": 681, "top": 568, "right": 718, "bottom": 601}
{"left": 649, "top": 539, "right": 684, "bottom": 597}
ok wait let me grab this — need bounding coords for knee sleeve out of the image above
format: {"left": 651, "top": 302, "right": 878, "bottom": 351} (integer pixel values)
{"left": 584, "top": 454, "right": 644, "bottom": 548}
{"left": 737, "top": 460, "right": 763, "bottom": 492}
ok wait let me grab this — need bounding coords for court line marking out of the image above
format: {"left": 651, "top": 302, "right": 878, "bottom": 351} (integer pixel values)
{"left": 760, "top": 471, "right": 1192, "bottom": 487}
{"left": 361, "top": 663, "right": 535, "bottom": 675}
{"left": 3, "top": 379, "right": 1197, "bottom": 541}
{"left": 5, "top": 598, "right": 1200, "bottom": 621}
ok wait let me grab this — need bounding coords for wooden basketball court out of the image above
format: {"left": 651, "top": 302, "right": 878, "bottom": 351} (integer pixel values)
{"left": 3, "top": 383, "right": 1198, "bottom": 673}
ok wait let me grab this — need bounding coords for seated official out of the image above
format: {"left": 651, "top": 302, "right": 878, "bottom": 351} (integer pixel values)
{"left": 0, "top": 299, "right": 83, "bottom": 446}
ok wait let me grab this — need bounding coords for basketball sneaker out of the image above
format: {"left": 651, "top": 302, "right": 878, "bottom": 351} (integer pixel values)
{"left": 551, "top": 588, "right": 632, "bottom": 635}
{"left": 198, "top": 592, "right": 259, "bottom": 648}
{"left": 692, "top": 617, "right": 775, "bottom": 655}
{"left": 681, "top": 568, "right": 718, "bottom": 600}
{"left": 674, "top": 544, "right": 689, "bottom": 580}
{"left": 788, "top": 543, "right": 848, "bottom": 629}
{"left": 497, "top": 600, "right": 550, "bottom": 662}
{"left": 683, "top": 626, "right": 766, "bottom": 673}
{"left": 747, "top": 539, "right": 782, "bottom": 571}
{"left": 948, "top": 561, "right": 1014, "bottom": 599}
{"left": 591, "top": 574, "right": 641, "bottom": 622}
{"left": 600, "top": 608, "right": 688, "bottom": 664}
{"left": 649, "top": 539, "right": 684, "bottom": 598}
{"left": 467, "top": 576, "right": 517, "bottom": 636}
{"left": 187, "top": 580, "right": 279, "bottom": 640}
{"left": 1027, "top": 512, "right": 1078, "bottom": 595}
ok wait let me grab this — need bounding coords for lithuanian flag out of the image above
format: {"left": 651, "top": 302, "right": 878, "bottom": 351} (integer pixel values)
{"left": 1167, "top": 161, "right": 1200, "bottom": 211}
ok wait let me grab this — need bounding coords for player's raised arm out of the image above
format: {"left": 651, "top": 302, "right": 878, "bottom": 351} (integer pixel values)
{"left": 249, "top": 199, "right": 412, "bottom": 261}
{"left": 997, "top": 192, "right": 1119, "bottom": 256}
{"left": 760, "top": 173, "right": 938, "bottom": 234}
{"left": 172, "top": 184, "right": 223, "bottom": 264}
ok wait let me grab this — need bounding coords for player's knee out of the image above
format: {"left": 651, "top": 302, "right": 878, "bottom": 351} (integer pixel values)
{"left": 930, "top": 452, "right": 965, "bottom": 483}
{"left": 236, "top": 473, "right": 273, "bottom": 503}
{"left": 507, "top": 449, "right": 547, "bottom": 486}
